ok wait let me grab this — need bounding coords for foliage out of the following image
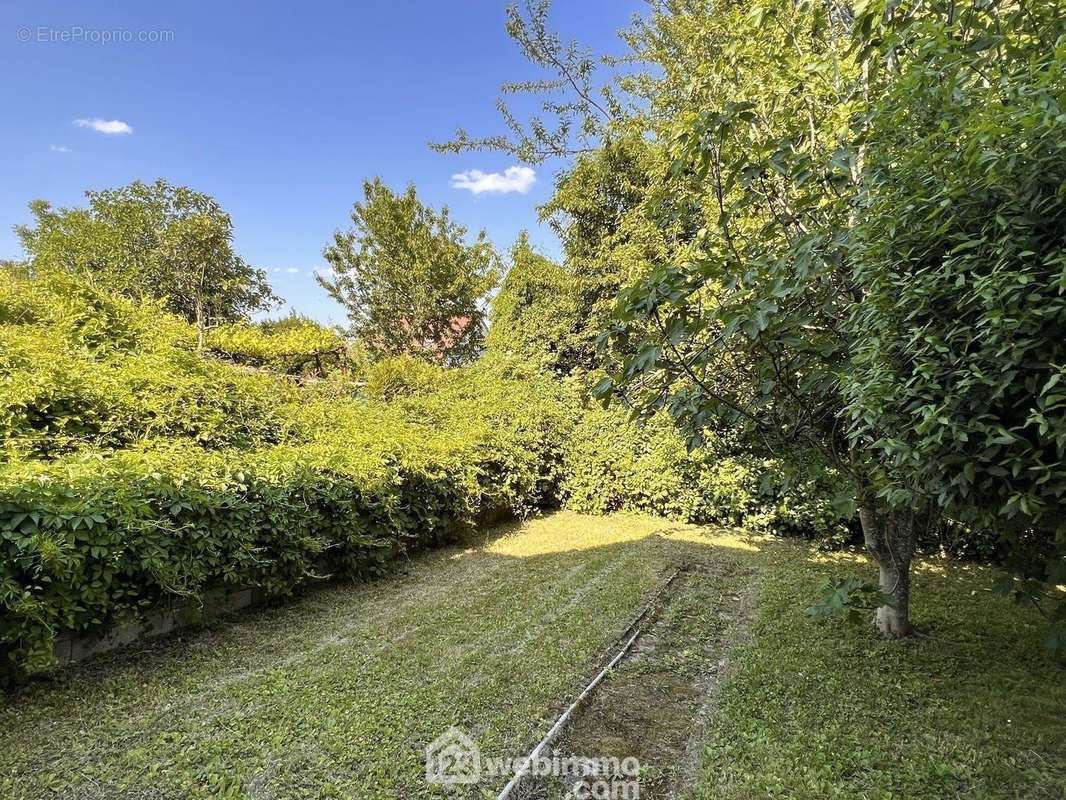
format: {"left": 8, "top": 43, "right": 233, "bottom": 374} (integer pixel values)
{"left": 207, "top": 314, "right": 347, "bottom": 378}
{"left": 538, "top": 136, "right": 674, "bottom": 370}
{"left": 430, "top": 0, "right": 617, "bottom": 162}
{"left": 363, "top": 355, "right": 446, "bottom": 402}
{"left": 562, "top": 406, "right": 852, "bottom": 543}
{"left": 0, "top": 269, "right": 581, "bottom": 675}
{"left": 0, "top": 271, "right": 292, "bottom": 461}
{"left": 16, "top": 179, "right": 276, "bottom": 339}
{"left": 484, "top": 233, "right": 587, "bottom": 373}
{"left": 806, "top": 576, "right": 895, "bottom": 626}
{"left": 844, "top": 2, "right": 1066, "bottom": 635}
{"left": 597, "top": 0, "right": 860, "bottom": 477}
{"left": 578, "top": 1, "right": 942, "bottom": 638}
{"left": 0, "top": 378, "right": 564, "bottom": 674}
{"left": 319, "top": 178, "right": 500, "bottom": 366}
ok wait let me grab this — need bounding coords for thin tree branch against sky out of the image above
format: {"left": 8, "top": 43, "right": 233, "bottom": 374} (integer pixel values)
{"left": 0, "top": 0, "right": 641, "bottom": 324}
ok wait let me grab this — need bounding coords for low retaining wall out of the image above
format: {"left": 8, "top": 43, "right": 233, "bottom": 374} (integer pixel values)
{"left": 53, "top": 585, "right": 267, "bottom": 666}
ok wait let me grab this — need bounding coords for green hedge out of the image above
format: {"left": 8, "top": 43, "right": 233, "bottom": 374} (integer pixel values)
{"left": 0, "top": 272, "right": 852, "bottom": 678}
{"left": 0, "top": 384, "right": 568, "bottom": 675}
{"left": 562, "top": 406, "right": 852, "bottom": 540}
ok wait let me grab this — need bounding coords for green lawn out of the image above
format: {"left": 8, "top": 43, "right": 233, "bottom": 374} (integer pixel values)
{"left": 0, "top": 513, "right": 750, "bottom": 799}
{"left": 1, "top": 512, "right": 1062, "bottom": 799}
{"left": 695, "top": 549, "right": 1066, "bottom": 799}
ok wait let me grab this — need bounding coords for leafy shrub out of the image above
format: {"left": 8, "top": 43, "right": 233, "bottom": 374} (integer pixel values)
{"left": 0, "top": 356, "right": 579, "bottom": 675}
{"left": 399, "top": 367, "right": 576, "bottom": 516}
{"left": 484, "top": 234, "right": 588, "bottom": 374}
{"left": 363, "top": 355, "right": 447, "bottom": 402}
{"left": 562, "top": 407, "right": 853, "bottom": 543}
{"left": 0, "top": 272, "right": 294, "bottom": 460}
{"left": 207, "top": 316, "right": 348, "bottom": 377}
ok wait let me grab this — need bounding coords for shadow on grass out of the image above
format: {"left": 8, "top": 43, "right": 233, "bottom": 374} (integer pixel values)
{"left": 3, "top": 512, "right": 1059, "bottom": 800}
{"left": 0, "top": 512, "right": 760, "bottom": 799}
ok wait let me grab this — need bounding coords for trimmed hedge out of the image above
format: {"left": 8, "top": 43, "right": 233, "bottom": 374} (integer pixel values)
{"left": 0, "top": 370, "right": 575, "bottom": 674}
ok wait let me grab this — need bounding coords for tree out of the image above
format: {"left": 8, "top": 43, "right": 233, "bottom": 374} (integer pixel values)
{"left": 444, "top": 0, "right": 1066, "bottom": 642}
{"left": 845, "top": 1, "right": 1066, "bottom": 644}
{"left": 436, "top": 1, "right": 672, "bottom": 372}
{"left": 16, "top": 179, "right": 276, "bottom": 346}
{"left": 538, "top": 136, "right": 675, "bottom": 368}
{"left": 485, "top": 233, "right": 586, "bottom": 373}
{"left": 602, "top": 0, "right": 1066, "bottom": 639}
{"left": 319, "top": 179, "right": 499, "bottom": 366}
{"left": 596, "top": 0, "right": 931, "bottom": 631}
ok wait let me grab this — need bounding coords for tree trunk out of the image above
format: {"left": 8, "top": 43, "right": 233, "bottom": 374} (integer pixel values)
{"left": 858, "top": 502, "right": 928, "bottom": 638}
{"left": 195, "top": 297, "right": 205, "bottom": 351}
{"left": 874, "top": 558, "right": 911, "bottom": 637}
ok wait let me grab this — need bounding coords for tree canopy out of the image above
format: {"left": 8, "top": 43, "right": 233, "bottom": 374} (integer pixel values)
{"left": 319, "top": 179, "right": 500, "bottom": 366}
{"left": 16, "top": 179, "right": 275, "bottom": 343}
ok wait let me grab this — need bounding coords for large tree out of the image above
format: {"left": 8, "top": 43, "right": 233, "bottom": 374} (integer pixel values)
{"left": 597, "top": 0, "right": 919, "bottom": 628}
{"left": 845, "top": 1, "right": 1066, "bottom": 643}
{"left": 607, "top": 0, "right": 1065, "bottom": 638}
{"left": 16, "top": 179, "right": 275, "bottom": 346}
{"left": 319, "top": 179, "right": 499, "bottom": 366}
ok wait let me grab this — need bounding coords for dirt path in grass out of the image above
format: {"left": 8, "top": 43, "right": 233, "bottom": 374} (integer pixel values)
{"left": 501, "top": 558, "right": 759, "bottom": 800}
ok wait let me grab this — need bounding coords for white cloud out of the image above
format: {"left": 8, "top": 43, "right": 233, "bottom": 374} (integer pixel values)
{"left": 285, "top": 267, "right": 300, "bottom": 274}
{"left": 50, "top": 144, "right": 71, "bottom": 153}
{"left": 74, "top": 118, "right": 133, "bottom": 135}
{"left": 451, "top": 165, "right": 535, "bottom": 195}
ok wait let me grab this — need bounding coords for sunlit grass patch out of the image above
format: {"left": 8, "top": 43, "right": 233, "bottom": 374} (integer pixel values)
{"left": 694, "top": 541, "right": 1066, "bottom": 800}
{"left": 484, "top": 511, "right": 671, "bottom": 557}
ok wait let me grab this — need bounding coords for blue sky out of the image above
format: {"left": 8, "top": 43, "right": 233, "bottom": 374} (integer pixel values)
{"left": 0, "top": 0, "right": 642, "bottom": 324}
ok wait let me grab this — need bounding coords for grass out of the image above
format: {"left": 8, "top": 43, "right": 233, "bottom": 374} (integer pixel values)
{"left": 0, "top": 513, "right": 753, "bottom": 799}
{"left": 694, "top": 549, "right": 1066, "bottom": 799}
{"left": 1, "top": 511, "right": 1062, "bottom": 799}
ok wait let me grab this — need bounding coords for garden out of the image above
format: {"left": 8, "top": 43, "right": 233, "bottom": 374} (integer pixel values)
{"left": 2, "top": 0, "right": 1065, "bottom": 798}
